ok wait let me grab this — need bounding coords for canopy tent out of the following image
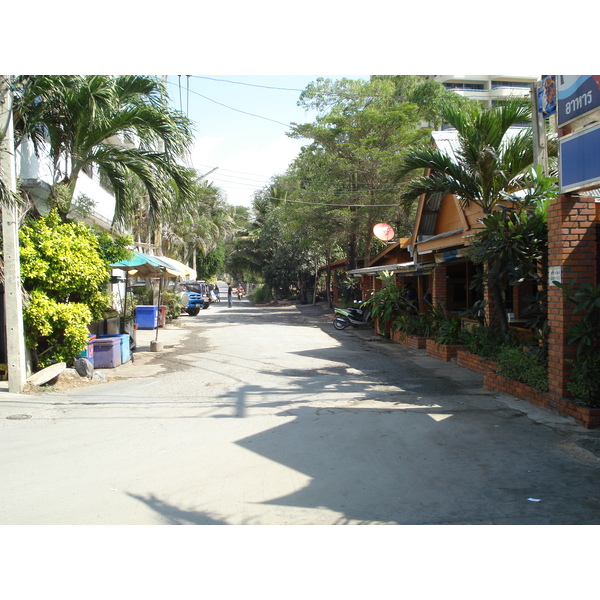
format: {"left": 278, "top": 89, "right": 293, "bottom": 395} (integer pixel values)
{"left": 110, "top": 252, "right": 179, "bottom": 346}
{"left": 110, "top": 252, "right": 195, "bottom": 279}
{"left": 110, "top": 252, "right": 171, "bottom": 277}
{"left": 109, "top": 252, "right": 196, "bottom": 347}
{"left": 155, "top": 256, "right": 197, "bottom": 280}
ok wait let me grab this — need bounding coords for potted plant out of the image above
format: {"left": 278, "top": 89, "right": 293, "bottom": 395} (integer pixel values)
{"left": 426, "top": 305, "right": 464, "bottom": 361}
{"left": 362, "top": 272, "right": 412, "bottom": 338}
{"left": 392, "top": 312, "right": 433, "bottom": 349}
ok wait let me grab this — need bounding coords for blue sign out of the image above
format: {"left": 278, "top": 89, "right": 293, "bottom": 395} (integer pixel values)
{"left": 557, "top": 75, "right": 600, "bottom": 127}
{"left": 559, "top": 123, "right": 600, "bottom": 193}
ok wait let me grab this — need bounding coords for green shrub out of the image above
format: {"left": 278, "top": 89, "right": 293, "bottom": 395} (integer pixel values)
{"left": 24, "top": 290, "right": 93, "bottom": 368}
{"left": 161, "top": 290, "right": 182, "bottom": 320}
{"left": 435, "top": 315, "right": 463, "bottom": 345}
{"left": 393, "top": 313, "right": 435, "bottom": 338}
{"left": 250, "top": 283, "right": 272, "bottom": 304}
{"left": 497, "top": 346, "right": 548, "bottom": 392}
{"left": 462, "top": 325, "right": 505, "bottom": 360}
{"left": 567, "top": 355, "right": 600, "bottom": 408}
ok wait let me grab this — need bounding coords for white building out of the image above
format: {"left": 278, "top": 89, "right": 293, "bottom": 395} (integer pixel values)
{"left": 430, "top": 75, "right": 540, "bottom": 108}
{"left": 16, "top": 136, "right": 118, "bottom": 231}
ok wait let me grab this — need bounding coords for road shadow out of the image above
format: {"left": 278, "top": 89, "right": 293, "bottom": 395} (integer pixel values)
{"left": 126, "top": 492, "right": 227, "bottom": 524}
{"left": 234, "top": 404, "right": 600, "bottom": 525}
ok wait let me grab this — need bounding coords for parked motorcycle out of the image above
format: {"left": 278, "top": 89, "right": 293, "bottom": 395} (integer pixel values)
{"left": 333, "top": 304, "right": 373, "bottom": 330}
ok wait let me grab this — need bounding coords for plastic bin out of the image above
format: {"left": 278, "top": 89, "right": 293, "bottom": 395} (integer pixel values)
{"left": 99, "top": 334, "right": 131, "bottom": 364}
{"left": 76, "top": 335, "right": 96, "bottom": 365}
{"left": 158, "top": 305, "right": 167, "bottom": 327}
{"left": 136, "top": 305, "right": 159, "bottom": 329}
{"left": 92, "top": 337, "right": 122, "bottom": 368}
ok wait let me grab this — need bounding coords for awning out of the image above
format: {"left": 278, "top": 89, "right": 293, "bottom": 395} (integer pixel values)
{"left": 347, "top": 261, "right": 435, "bottom": 276}
{"left": 110, "top": 252, "right": 196, "bottom": 279}
{"left": 155, "top": 256, "right": 197, "bottom": 280}
{"left": 110, "top": 252, "right": 170, "bottom": 277}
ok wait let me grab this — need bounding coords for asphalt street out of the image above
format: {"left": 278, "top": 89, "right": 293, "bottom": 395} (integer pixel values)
{"left": 1, "top": 289, "right": 599, "bottom": 525}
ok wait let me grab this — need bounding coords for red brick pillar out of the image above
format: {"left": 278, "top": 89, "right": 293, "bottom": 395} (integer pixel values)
{"left": 432, "top": 263, "right": 447, "bottom": 306}
{"left": 547, "top": 193, "right": 598, "bottom": 398}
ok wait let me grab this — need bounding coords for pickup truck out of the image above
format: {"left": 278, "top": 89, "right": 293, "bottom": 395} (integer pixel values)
{"left": 179, "top": 282, "right": 205, "bottom": 316}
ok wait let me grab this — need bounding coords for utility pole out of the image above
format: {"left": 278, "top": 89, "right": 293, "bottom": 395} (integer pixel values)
{"left": 531, "top": 80, "right": 549, "bottom": 176}
{"left": 0, "top": 76, "right": 27, "bottom": 392}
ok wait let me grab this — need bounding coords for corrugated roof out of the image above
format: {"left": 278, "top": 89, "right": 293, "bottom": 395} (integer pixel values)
{"left": 348, "top": 262, "right": 434, "bottom": 276}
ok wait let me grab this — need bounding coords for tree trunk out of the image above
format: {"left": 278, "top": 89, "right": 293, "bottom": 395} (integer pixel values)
{"left": 326, "top": 246, "right": 333, "bottom": 309}
{"left": 491, "top": 279, "right": 509, "bottom": 338}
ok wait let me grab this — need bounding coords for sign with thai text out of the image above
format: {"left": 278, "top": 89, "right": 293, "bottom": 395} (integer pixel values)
{"left": 548, "top": 266, "right": 562, "bottom": 286}
{"left": 557, "top": 75, "right": 600, "bottom": 127}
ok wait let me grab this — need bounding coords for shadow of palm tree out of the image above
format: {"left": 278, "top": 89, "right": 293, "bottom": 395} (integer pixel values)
{"left": 126, "top": 492, "right": 226, "bottom": 524}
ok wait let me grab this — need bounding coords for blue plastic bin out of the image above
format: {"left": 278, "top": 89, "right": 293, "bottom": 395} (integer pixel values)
{"left": 91, "top": 337, "right": 122, "bottom": 368}
{"left": 76, "top": 334, "right": 96, "bottom": 364}
{"left": 99, "top": 334, "right": 131, "bottom": 364}
{"left": 136, "top": 305, "right": 158, "bottom": 329}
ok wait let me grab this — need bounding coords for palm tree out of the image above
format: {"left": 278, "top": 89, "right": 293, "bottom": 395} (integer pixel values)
{"left": 12, "top": 75, "right": 196, "bottom": 225}
{"left": 160, "top": 179, "right": 236, "bottom": 271}
{"left": 396, "top": 98, "right": 556, "bottom": 337}
{"left": 395, "top": 98, "right": 537, "bottom": 214}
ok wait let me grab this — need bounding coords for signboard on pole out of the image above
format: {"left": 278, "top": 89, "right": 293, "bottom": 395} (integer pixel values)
{"left": 538, "top": 75, "right": 556, "bottom": 118}
{"left": 559, "top": 122, "right": 600, "bottom": 193}
{"left": 557, "top": 75, "right": 600, "bottom": 127}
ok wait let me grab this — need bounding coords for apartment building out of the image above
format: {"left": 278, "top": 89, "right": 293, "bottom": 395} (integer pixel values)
{"left": 431, "top": 75, "right": 540, "bottom": 108}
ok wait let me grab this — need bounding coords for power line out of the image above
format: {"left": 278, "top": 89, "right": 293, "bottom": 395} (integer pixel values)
{"left": 198, "top": 164, "right": 406, "bottom": 193}
{"left": 190, "top": 76, "right": 305, "bottom": 92}
{"left": 166, "top": 79, "right": 291, "bottom": 127}
{"left": 265, "top": 197, "right": 401, "bottom": 207}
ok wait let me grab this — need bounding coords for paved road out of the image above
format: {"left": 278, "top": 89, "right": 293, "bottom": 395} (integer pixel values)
{"left": 1, "top": 298, "right": 599, "bottom": 525}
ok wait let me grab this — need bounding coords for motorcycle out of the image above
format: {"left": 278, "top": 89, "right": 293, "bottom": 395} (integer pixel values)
{"left": 333, "top": 303, "right": 373, "bottom": 330}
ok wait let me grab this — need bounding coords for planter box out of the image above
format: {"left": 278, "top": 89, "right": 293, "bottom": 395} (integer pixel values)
{"left": 457, "top": 350, "right": 497, "bottom": 376}
{"left": 483, "top": 371, "right": 600, "bottom": 429}
{"left": 391, "top": 330, "right": 405, "bottom": 343}
{"left": 390, "top": 330, "right": 429, "bottom": 350}
{"left": 426, "top": 339, "right": 459, "bottom": 361}
{"left": 403, "top": 334, "right": 428, "bottom": 350}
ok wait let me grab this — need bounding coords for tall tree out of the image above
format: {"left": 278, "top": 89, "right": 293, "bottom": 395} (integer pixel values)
{"left": 12, "top": 75, "right": 196, "bottom": 225}
{"left": 289, "top": 77, "right": 429, "bottom": 267}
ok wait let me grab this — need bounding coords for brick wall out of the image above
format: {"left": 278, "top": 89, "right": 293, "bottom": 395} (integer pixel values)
{"left": 432, "top": 263, "right": 447, "bottom": 306}
{"left": 456, "top": 350, "right": 496, "bottom": 375}
{"left": 484, "top": 371, "right": 600, "bottom": 429}
{"left": 547, "top": 193, "right": 598, "bottom": 398}
{"left": 426, "top": 339, "right": 458, "bottom": 361}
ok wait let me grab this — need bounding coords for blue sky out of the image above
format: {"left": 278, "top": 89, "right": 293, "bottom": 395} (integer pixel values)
{"left": 165, "top": 75, "right": 368, "bottom": 208}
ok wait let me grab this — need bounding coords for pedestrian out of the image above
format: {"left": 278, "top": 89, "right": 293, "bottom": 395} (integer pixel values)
{"left": 227, "top": 282, "right": 233, "bottom": 307}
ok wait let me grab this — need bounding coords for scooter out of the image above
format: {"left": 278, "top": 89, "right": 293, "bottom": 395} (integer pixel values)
{"left": 333, "top": 303, "right": 373, "bottom": 330}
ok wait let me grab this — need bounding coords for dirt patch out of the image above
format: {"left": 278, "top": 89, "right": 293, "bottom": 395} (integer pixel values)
{"left": 25, "top": 370, "right": 105, "bottom": 395}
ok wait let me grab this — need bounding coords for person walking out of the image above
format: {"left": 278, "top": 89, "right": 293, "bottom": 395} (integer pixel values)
{"left": 227, "top": 283, "right": 233, "bottom": 308}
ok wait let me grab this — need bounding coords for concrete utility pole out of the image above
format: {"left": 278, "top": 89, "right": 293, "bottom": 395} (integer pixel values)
{"left": 0, "top": 76, "right": 27, "bottom": 392}
{"left": 531, "top": 81, "right": 549, "bottom": 176}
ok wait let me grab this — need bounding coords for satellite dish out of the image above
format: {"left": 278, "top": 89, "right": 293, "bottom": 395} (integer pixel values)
{"left": 373, "top": 223, "right": 395, "bottom": 242}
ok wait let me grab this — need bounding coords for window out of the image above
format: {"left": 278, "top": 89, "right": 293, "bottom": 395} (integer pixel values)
{"left": 491, "top": 81, "right": 531, "bottom": 90}
{"left": 443, "top": 82, "right": 484, "bottom": 91}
